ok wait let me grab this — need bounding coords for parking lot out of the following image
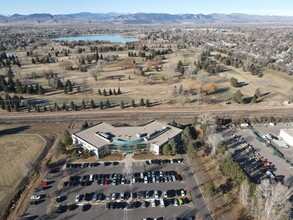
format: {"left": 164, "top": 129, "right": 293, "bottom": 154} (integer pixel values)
{"left": 221, "top": 123, "right": 293, "bottom": 184}
{"left": 23, "top": 155, "right": 212, "bottom": 220}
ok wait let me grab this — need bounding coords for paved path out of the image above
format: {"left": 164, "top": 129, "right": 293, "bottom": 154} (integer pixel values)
{"left": 182, "top": 155, "right": 213, "bottom": 220}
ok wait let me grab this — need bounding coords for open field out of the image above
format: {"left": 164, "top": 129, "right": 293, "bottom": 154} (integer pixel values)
{"left": 0, "top": 135, "right": 45, "bottom": 199}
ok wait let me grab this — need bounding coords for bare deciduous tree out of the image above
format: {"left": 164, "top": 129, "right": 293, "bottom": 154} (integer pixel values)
{"left": 163, "top": 60, "right": 178, "bottom": 83}
{"left": 88, "top": 68, "right": 100, "bottom": 81}
{"left": 196, "top": 70, "right": 208, "bottom": 85}
{"left": 207, "top": 132, "right": 224, "bottom": 155}
{"left": 254, "top": 180, "right": 293, "bottom": 220}
{"left": 185, "top": 63, "right": 197, "bottom": 78}
{"left": 97, "top": 60, "right": 107, "bottom": 72}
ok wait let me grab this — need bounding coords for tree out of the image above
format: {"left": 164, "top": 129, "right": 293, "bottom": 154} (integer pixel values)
{"left": 186, "top": 142, "right": 198, "bottom": 158}
{"left": 131, "top": 99, "right": 135, "bottom": 107}
{"left": 120, "top": 100, "right": 124, "bottom": 109}
{"left": 203, "top": 180, "right": 216, "bottom": 196}
{"left": 168, "top": 138, "right": 177, "bottom": 155}
{"left": 162, "top": 143, "right": 172, "bottom": 156}
{"left": 81, "top": 100, "right": 86, "bottom": 109}
{"left": 254, "top": 88, "right": 261, "bottom": 99}
{"left": 207, "top": 132, "right": 224, "bottom": 155}
{"left": 117, "top": 87, "right": 121, "bottom": 95}
{"left": 58, "top": 142, "right": 67, "bottom": 154}
{"left": 105, "top": 99, "right": 110, "bottom": 108}
{"left": 233, "top": 90, "right": 244, "bottom": 104}
{"left": 81, "top": 121, "right": 89, "bottom": 130}
{"left": 64, "top": 86, "right": 68, "bottom": 94}
{"left": 90, "top": 99, "right": 95, "bottom": 108}
{"left": 230, "top": 77, "right": 238, "bottom": 87}
{"left": 62, "top": 130, "right": 72, "bottom": 146}
{"left": 181, "top": 126, "right": 192, "bottom": 143}
{"left": 99, "top": 101, "right": 103, "bottom": 109}
{"left": 254, "top": 180, "right": 293, "bottom": 220}
{"left": 140, "top": 98, "right": 145, "bottom": 106}
{"left": 201, "top": 83, "right": 218, "bottom": 95}
{"left": 145, "top": 99, "right": 150, "bottom": 107}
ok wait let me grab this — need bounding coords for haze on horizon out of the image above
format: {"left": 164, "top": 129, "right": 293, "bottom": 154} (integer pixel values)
{"left": 1, "top": 0, "right": 293, "bottom": 16}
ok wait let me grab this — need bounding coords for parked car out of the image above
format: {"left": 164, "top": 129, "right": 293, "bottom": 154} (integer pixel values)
{"left": 181, "top": 190, "right": 185, "bottom": 197}
{"left": 163, "top": 191, "right": 167, "bottom": 198}
{"left": 75, "top": 194, "right": 81, "bottom": 202}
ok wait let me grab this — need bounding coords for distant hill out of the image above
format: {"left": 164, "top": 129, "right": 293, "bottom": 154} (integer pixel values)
{"left": 0, "top": 12, "right": 292, "bottom": 25}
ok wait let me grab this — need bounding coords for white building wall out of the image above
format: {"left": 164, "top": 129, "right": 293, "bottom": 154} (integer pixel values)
{"left": 279, "top": 129, "right": 293, "bottom": 146}
{"left": 72, "top": 134, "right": 99, "bottom": 157}
{"left": 150, "top": 143, "right": 160, "bottom": 155}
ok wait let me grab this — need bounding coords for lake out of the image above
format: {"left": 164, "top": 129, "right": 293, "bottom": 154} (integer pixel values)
{"left": 52, "top": 35, "right": 136, "bottom": 43}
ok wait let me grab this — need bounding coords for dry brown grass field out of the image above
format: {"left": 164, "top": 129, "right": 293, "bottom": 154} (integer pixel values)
{"left": 0, "top": 135, "right": 45, "bottom": 201}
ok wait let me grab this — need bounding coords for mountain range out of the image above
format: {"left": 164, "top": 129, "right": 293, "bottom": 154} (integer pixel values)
{"left": 0, "top": 12, "right": 292, "bottom": 24}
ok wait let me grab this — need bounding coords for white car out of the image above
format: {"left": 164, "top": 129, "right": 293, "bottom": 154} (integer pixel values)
{"left": 144, "top": 176, "right": 148, "bottom": 184}
{"left": 111, "top": 193, "right": 116, "bottom": 200}
{"left": 75, "top": 194, "right": 80, "bottom": 202}
{"left": 31, "top": 195, "right": 41, "bottom": 200}
{"left": 120, "top": 192, "right": 124, "bottom": 200}
{"left": 160, "top": 198, "right": 165, "bottom": 207}
{"left": 181, "top": 190, "right": 185, "bottom": 197}
{"left": 154, "top": 190, "right": 159, "bottom": 198}
{"left": 174, "top": 199, "right": 178, "bottom": 206}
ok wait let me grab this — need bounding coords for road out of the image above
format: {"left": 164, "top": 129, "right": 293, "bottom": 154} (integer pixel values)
{"left": 1, "top": 106, "right": 293, "bottom": 123}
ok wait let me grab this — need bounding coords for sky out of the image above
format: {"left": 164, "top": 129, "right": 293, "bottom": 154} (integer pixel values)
{"left": 1, "top": 0, "right": 293, "bottom": 16}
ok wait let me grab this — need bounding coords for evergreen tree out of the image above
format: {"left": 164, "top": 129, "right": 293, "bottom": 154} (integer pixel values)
{"left": 62, "top": 130, "right": 72, "bottom": 146}
{"left": 81, "top": 121, "right": 89, "bottom": 130}
{"left": 162, "top": 144, "right": 172, "bottom": 155}
{"left": 117, "top": 87, "right": 121, "bottom": 95}
{"left": 131, "top": 99, "right": 135, "bottom": 107}
{"left": 54, "top": 102, "right": 59, "bottom": 111}
{"left": 15, "top": 79, "right": 22, "bottom": 94}
{"left": 68, "top": 101, "right": 74, "bottom": 110}
{"left": 98, "top": 89, "right": 102, "bottom": 95}
{"left": 168, "top": 138, "right": 177, "bottom": 155}
{"left": 140, "top": 98, "right": 145, "bottom": 106}
{"left": 81, "top": 100, "right": 86, "bottom": 109}
{"left": 145, "top": 99, "right": 150, "bottom": 107}
{"left": 99, "top": 101, "right": 103, "bottom": 109}
{"left": 64, "top": 86, "right": 68, "bottom": 94}
{"left": 67, "top": 83, "right": 72, "bottom": 92}
{"left": 113, "top": 89, "right": 117, "bottom": 95}
{"left": 233, "top": 90, "right": 244, "bottom": 104}
{"left": 120, "top": 100, "right": 124, "bottom": 109}
{"left": 109, "top": 89, "right": 113, "bottom": 96}
{"left": 103, "top": 89, "right": 107, "bottom": 96}
{"left": 106, "top": 99, "right": 110, "bottom": 108}
{"left": 90, "top": 99, "right": 95, "bottom": 108}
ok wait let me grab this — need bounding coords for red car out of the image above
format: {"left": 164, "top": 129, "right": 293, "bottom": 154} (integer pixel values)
{"left": 263, "top": 162, "right": 271, "bottom": 167}
{"left": 104, "top": 179, "right": 108, "bottom": 185}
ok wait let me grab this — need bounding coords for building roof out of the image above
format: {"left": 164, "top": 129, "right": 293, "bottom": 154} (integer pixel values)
{"left": 73, "top": 121, "right": 182, "bottom": 149}
{"left": 280, "top": 128, "right": 293, "bottom": 137}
